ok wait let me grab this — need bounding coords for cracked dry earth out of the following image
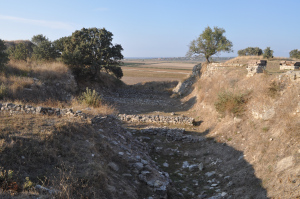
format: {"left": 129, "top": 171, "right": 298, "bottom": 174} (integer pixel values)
{"left": 104, "top": 84, "right": 268, "bottom": 199}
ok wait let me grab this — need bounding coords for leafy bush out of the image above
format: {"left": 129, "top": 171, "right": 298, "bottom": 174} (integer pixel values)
{"left": 0, "top": 83, "right": 7, "bottom": 99}
{"left": 8, "top": 42, "right": 30, "bottom": 61}
{"left": 31, "top": 34, "right": 59, "bottom": 61}
{"left": 214, "top": 91, "right": 248, "bottom": 117}
{"left": 289, "top": 49, "right": 300, "bottom": 59}
{"left": 61, "top": 28, "right": 124, "bottom": 80}
{"left": 79, "top": 87, "right": 102, "bottom": 107}
{"left": 238, "top": 47, "right": 263, "bottom": 56}
{"left": 0, "top": 39, "right": 9, "bottom": 69}
{"left": 263, "top": 47, "right": 274, "bottom": 59}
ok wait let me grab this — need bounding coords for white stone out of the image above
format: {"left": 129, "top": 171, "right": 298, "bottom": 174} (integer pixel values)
{"left": 163, "top": 162, "right": 169, "bottom": 167}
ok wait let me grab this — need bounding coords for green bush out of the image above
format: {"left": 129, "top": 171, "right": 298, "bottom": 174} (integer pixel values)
{"left": 0, "top": 83, "right": 7, "bottom": 99}
{"left": 0, "top": 39, "right": 9, "bottom": 69}
{"left": 214, "top": 91, "right": 248, "bottom": 117}
{"left": 79, "top": 87, "right": 102, "bottom": 107}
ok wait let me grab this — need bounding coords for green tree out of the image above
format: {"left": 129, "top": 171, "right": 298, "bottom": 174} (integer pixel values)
{"left": 289, "top": 49, "right": 300, "bottom": 59}
{"left": 187, "top": 26, "right": 233, "bottom": 63}
{"left": 53, "top": 36, "right": 70, "bottom": 55}
{"left": 8, "top": 43, "right": 29, "bottom": 61}
{"left": 263, "top": 47, "right": 274, "bottom": 59}
{"left": 31, "top": 34, "right": 58, "bottom": 61}
{"left": 62, "top": 27, "right": 124, "bottom": 79}
{"left": 238, "top": 49, "right": 246, "bottom": 56}
{"left": 0, "top": 39, "right": 9, "bottom": 69}
{"left": 238, "top": 47, "right": 263, "bottom": 56}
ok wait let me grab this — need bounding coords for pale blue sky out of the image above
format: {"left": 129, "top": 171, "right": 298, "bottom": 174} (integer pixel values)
{"left": 0, "top": 0, "right": 299, "bottom": 57}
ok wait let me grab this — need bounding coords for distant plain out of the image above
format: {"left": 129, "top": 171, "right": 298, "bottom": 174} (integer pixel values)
{"left": 121, "top": 59, "right": 197, "bottom": 85}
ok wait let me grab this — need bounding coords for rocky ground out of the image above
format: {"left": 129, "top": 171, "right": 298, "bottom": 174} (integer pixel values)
{"left": 102, "top": 83, "right": 269, "bottom": 199}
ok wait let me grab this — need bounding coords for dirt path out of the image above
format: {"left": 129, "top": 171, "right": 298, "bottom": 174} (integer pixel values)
{"left": 104, "top": 82, "right": 268, "bottom": 198}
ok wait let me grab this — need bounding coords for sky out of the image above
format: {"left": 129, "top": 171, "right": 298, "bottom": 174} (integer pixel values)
{"left": 0, "top": 0, "right": 299, "bottom": 58}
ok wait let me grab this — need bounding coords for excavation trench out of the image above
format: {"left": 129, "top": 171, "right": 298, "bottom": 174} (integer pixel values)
{"left": 104, "top": 83, "right": 268, "bottom": 199}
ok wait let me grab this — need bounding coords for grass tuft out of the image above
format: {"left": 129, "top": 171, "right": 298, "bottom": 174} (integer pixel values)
{"left": 79, "top": 87, "right": 102, "bottom": 108}
{"left": 0, "top": 83, "right": 7, "bottom": 99}
{"left": 214, "top": 91, "right": 249, "bottom": 117}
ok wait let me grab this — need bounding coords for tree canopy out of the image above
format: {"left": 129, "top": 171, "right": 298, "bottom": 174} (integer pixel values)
{"left": 61, "top": 27, "right": 124, "bottom": 79}
{"left": 238, "top": 47, "right": 263, "bottom": 56}
{"left": 289, "top": 49, "right": 300, "bottom": 59}
{"left": 0, "top": 39, "right": 9, "bottom": 69}
{"left": 263, "top": 47, "right": 274, "bottom": 59}
{"left": 31, "top": 34, "right": 59, "bottom": 61}
{"left": 187, "top": 26, "right": 233, "bottom": 63}
{"left": 8, "top": 42, "right": 30, "bottom": 61}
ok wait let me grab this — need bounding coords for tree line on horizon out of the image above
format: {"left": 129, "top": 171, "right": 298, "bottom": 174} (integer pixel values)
{"left": 1, "top": 26, "right": 300, "bottom": 77}
{"left": 0, "top": 28, "right": 124, "bottom": 81}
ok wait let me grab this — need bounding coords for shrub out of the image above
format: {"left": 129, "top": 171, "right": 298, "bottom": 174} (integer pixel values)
{"left": 0, "top": 83, "right": 7, "bottom": 99}
{"left": 79, "top": 87, "right": 102, "bottom": 107}
{"left": 263, "top": 47, "right": 274, "bottom": 59}
{"left": 214, "top": 91, "right": 248, "bottom": 117}
{"left": 289, "top": 49, "right": 300, "bottom": 59}
{"left": 268, "top": 81, "right": 282, "bottom": 98}
{"left": 0, "top": 39, "right": 9, "bottom": 69}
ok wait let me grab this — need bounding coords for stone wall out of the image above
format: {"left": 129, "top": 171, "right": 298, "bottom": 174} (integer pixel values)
{"left": 0, "top": 102, "right": 86, "bottom": 118}
{"left": 118, "top": 114, "right": 195, "bottom": 126}
{"left": 279, "top": 70, "right": 300, "bottom": 82}
{"left": 246, "top": 60, "right": 267, "bottom": 77}
{"left": 279, "top": 61, "right": 300, "bottom": 70}
{"left": 138, "top": 127, "right": 205, "bottom": 143}
{"left": 172, "top": 63, "right": 201, "bottom": 96}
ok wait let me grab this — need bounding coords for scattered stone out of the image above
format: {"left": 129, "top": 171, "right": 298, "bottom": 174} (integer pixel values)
{"left": 198, "top": 162, "right": 204, "bottom": 171}
{"left": 205, "top": 171, "right": 216, "bottom": 177}
{"left": 182, "top": 161, "right": 189, "bottom": 169}
{"left": 221, "top": 192, "right": 227, "bottom": 197}
{"left": 108, "top": 162, "right": 119, "bottom": 172}
{"left": 163, "top": 162, "right": 169, "bottom": 168}
{"left": 189, "top": 164, "right": 199, "bottom": 172}
{"left": 134, "top": 162, "right": 144, "bottom": 170}
{"left": 35, "top": 185, "right": 60, "bottom": 195}
{"left": 141, "top": 159, "right": 149, "bottom": 165}
{"left": 119, "top": 114, "right": 195, "bottom": 126}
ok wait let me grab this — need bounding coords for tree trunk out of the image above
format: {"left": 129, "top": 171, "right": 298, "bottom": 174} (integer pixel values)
{"left": 205, "top": 56, "right": 210, "bottom": 63}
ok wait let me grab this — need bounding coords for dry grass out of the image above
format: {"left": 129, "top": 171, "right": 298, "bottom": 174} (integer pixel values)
{"left": 0, "top": 61, "right": 77, "bottom": 102}
{"left": 0, "top": 113, "right": 97, "bottom": 198}
{"left": 121, "top": 60, "right": 194, "bottom": 85}
{"left": 192, "top": 58, "right": 300, "bottom": 198}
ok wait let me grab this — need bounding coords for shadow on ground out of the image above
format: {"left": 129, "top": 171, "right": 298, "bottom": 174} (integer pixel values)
{"left": 131, "top": 126, "right": 269, "bottom": 198}
{"left": 103, "top": 81, "right": 197, "bottom": 114}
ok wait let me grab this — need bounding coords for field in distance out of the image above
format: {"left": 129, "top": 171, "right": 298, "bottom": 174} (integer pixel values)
{"left": 121, "top": 59, "right": 198, "bottom": 85}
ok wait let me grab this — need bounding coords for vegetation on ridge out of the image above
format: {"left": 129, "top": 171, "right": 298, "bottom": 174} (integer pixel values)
{"left": 186, "top": 26, "right": 233, "bottom": 63}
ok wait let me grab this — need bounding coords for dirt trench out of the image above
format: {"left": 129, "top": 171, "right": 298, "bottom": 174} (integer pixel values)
{"left": 104, "top": 83, "right": 269, "bottom": 199}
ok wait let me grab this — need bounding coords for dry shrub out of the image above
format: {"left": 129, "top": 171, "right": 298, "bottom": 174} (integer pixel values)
{"left": 214, "top": 91, "right": 249, "bottom": 117}
{"left": 267, "top": 81, "right": 282, "bottom": 98}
